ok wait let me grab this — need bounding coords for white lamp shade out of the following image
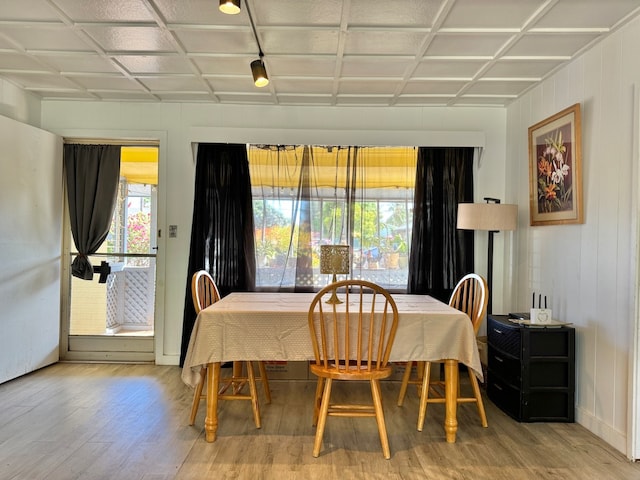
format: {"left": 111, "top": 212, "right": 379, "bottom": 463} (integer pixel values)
{"left": 457, "top": 203, "right": 518, "bottom": 231}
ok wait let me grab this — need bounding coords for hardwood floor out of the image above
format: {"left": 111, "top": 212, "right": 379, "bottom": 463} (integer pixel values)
{"left": 0, "top": 363, "right": 638, "bottom": 480}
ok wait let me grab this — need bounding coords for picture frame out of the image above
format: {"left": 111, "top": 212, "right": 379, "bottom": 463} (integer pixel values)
{"left": 528, "top": 103, "right": 583, "bottom": 226}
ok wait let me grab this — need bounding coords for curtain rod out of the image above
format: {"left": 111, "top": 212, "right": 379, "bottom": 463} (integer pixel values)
{"left": 63, "top": 138, "right": 159, "bottom": 147}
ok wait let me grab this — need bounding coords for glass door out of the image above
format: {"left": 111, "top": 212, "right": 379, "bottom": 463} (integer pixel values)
{"left": 62, "top": 145, "right": 159, "bottom": 362}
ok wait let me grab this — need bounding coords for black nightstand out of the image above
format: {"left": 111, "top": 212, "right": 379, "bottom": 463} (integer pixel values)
{"left": 486, "top": 314, "right": 575, "bottom": 422}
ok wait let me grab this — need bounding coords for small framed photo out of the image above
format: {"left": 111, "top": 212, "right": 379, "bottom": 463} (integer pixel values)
{"left": 528, "top": 103, "right": 583, "bottom": 226}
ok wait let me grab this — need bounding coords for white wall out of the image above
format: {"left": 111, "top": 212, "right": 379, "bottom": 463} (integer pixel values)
{"left": 0, "top": 114, "right": 63, "bottom": 384}
{"left": 0, "top": 78, "right": 41, "bottom": 128}
{"left": 506, "top": 14, "right": 640, "bottom": 457}
{"left": 40, "top": 102, "right": 507, "bottom": 366}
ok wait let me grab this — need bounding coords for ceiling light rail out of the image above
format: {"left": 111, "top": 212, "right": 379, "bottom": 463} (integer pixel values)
{"left": 219, "top": 0, "right": 269, "bottom": 88}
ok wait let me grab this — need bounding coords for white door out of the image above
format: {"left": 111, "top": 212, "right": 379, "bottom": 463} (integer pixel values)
{"left": 0, "top": 116, "right": 63, "bottom": 384}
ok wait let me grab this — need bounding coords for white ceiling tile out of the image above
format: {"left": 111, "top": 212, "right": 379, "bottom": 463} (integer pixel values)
{"left": 341, "top": 57, "right": 412, "bottom": 77}
{"left": 536, "top": 0, "right": 640, "bottom": 28}
{"left": 255, "top": 0, "right": 343, "bottom": 26}
{"left": 0, "top": 25, "right": 93, "bottom": 51}
{"left": 464, "top": 80, "right": 537, "bottom": 95}
{"left": 345, "top": 31, "right": 426, "bottom": 55}
{"left": 0, "top": 72, "right": 80, "bottom": 89}
{"left": 348, "top": 0, "right": 444, "bottom": 27}
{"left": 54, "top": 0, "right": 156, "bottom": 22}
{"left": 115, "top": 55, "right": 194, "bottom": 74}
{"left": 266, "top": 56, "right": 336, "bottom": 77}
{"left": 403, "top": 80, "right": 468, "bottom": 95}
{"left": 275, "top": 78, "right": 334, "bottom": 94}
{"left": 174, "top": 29, "right": 256, "bottom": 54}
{"left": 69, "top": 75, "right": 145, "bottom": 90}
{"left": 154, "top": 0, "right": 245, "bottom": 24}
{"left": 207, "top": 76, "right": 257, "bottom": 93}
{"left": 261, "top": 29, "right": 340, "bottom": 55}
{"left": 0, "top": 0, "right": 62, "bottom": 21}
{"left": 0, "top": 53, "right": 52, "bottom": 70}
{"left": 193, "top": 56, "right": 254, "bottom": 75}
{"left": 484, "top": 59, "right": 566, "bottom": 78}
{"left": 413, "top": 59, "right": 487, "bottom": 77}
{"left": 506, "top": 33, "right": 601, "bottom": 57}
{"left": 138, "top": 76, "right": 205, "bottom": 91}
{"left": 442, "top": 0, "right": 547, "bottom": 28}
{"left": 84, "top": 26, "right": 176, "bottom": 52}
{"left": 339, "top": 79, "right": 398, "bottom": 95}
{"left": 35, "top": 53, "right": 121, "bottom": 73}
{"left": 426, "top": 33, "right": 514, "bottom": 56}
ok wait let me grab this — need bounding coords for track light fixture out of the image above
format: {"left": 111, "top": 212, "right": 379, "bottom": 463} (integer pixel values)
{"left": 244, "top": 2, "right": 268, "bottom": 88}
{"left": 251, "top": 54, "right": 269, "bottom": 87}
{"left": 219, "top": 0, "right": 240, "bottom": 15}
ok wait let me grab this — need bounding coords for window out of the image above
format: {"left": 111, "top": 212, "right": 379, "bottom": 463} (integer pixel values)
{"left": 248, "top": 145, "right": 416, "bottom": 291}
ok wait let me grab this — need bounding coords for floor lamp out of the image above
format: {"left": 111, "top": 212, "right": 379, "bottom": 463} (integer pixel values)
{"left": 457, "top": 198, "right": 517, "bottom": 314}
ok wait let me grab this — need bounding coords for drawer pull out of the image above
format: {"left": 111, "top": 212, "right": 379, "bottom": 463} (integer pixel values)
{"left": 494, "top": 356, "right": 504, "bottom": 363}
{"left": 494, "top": 384, "right": 503, "bottom": 391}
{"left": 493, "top": 328, "right": 503, "bottom": 334}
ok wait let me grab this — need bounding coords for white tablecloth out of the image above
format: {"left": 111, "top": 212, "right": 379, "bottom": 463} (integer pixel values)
{"left": 181, "top": 292, "right": 483, "bottom": 387}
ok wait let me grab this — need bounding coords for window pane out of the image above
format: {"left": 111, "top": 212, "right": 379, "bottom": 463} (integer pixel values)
{"left": 249, "top": 145, "right": 416, "bottom": 291}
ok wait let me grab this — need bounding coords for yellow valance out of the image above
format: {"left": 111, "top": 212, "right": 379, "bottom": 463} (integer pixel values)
{"left": 248, "top": 145, "right": 417, "bottom": 189}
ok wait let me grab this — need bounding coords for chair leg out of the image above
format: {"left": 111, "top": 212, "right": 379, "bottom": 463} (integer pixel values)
{"left": 258, "top": 361, "right": 271, "bottom": 404}
{"left": 245, "top": 361, "right": 261, "bottom": 429}
{"left": 468, "top": 366, "right": 488, "bottom": 427}
{"left": 188, "top": 366, "right": 207, "bottom": 426}
{"left": 312, "top": 378, "right": 332, "bottom": 458}
{"left": 397, "top": 361, "right": 413, "bottom": 406}
{"left": 312, "top": 377, "right": 325, "bottom": 426}
{"left": 371, "top": 379, "right": 391, "bottom": 459}
{"left": 417, "top": 361, "right": 432, "bottom": 432}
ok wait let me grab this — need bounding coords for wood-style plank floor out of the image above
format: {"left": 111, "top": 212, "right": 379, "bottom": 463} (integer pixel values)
{"left": 0, "top": 363, "right": 638, "bottom": 480}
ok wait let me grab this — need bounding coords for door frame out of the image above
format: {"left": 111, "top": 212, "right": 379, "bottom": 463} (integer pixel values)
{"left": 58, "top": 131, "right": 167, "bottom": 363}
{"left": 630, "top": 83, "right": 640, "bottom": 460}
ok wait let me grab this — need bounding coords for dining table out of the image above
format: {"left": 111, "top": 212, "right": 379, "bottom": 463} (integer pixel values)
{"left": 181, "top": 291, "right": 483, "bottom": 443}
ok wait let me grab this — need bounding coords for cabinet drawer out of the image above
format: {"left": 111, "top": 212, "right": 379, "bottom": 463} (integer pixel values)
{"left": 529, "top": 361, "right": 570, "bottom": 388}
{"left": 523, "top": 391, "right": 574, "bottom": 422}
{"left": 487, "top": 376, "right": 521, "bottom": 420}
{"left": 488, "top": 347, "right": 520, "bottom": 385}
{"left": 487, "top": 317, "right": 521, "bottom": 356}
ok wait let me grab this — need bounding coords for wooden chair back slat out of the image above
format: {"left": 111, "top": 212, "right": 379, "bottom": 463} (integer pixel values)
{"left": 308, "top": 280, "right": 399, "bottom": 376}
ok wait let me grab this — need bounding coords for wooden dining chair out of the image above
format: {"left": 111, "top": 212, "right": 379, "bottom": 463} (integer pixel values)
{"left": 397, "top": 273, "right": 489, "bottom": 431}
{"left": 188, "top": 270, "right": 271, "bottom": 427}
{"left": 308, "top": 279, "right": 399, "bottom": 459}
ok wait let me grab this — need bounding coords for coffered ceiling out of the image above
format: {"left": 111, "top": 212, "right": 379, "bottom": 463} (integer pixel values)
{"left": 0, "top": 0, "right": 639, "bottom": 107}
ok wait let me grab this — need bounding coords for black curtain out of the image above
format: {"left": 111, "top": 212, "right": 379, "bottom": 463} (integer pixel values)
{"left": 408, "top": 147, "right": 474, "bottom": 302}
{"left": 180, "top": 143, "right": 256, "bottom": 365}
{"left": 63, "top": 144, "right": 121, "bottom": 280}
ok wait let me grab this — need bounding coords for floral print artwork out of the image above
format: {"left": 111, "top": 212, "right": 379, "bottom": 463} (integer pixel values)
{"left": 535, "top": 123, "right": 573, "bottom": 213}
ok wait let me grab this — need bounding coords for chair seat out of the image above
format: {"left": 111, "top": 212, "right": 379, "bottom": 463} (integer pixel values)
{"left": 309, "top": 363, "right": 393, "bottom": 381}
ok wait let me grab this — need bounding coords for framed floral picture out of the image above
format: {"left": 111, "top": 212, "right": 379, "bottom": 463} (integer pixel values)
{"left": 528, "top": 103, "right": 583, "bottom": 226}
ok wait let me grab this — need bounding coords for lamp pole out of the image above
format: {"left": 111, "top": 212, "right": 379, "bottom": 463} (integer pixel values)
{"left": 484, "top": 197, "right": 500, "bottom": 315}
